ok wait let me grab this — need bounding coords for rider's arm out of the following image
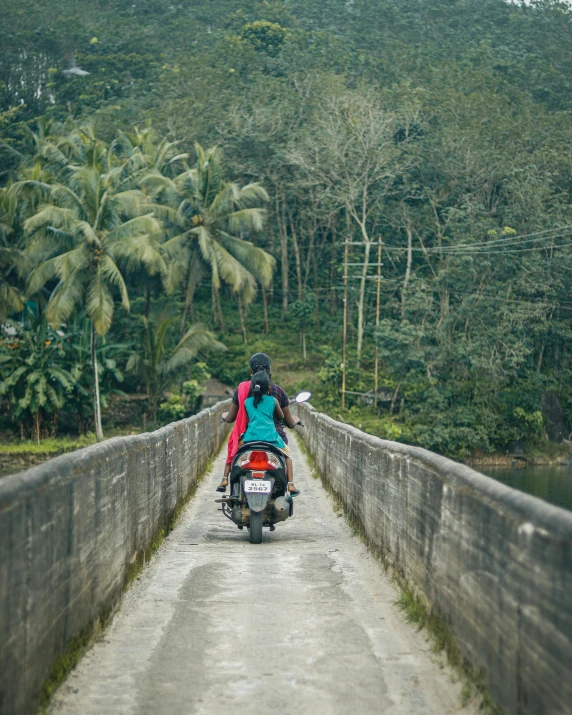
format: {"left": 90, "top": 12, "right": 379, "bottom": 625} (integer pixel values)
{"left": 222, "top": 403, "right": 239, "bottom": 423}
{"left": 274, "top": 398, "right": 284, "bottom": 421}
{"left": 282, "top": 405, "right": 300, "bottom": 428}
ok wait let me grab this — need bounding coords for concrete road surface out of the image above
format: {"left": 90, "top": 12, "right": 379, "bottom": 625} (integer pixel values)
{"left": 51, "top": 436, "right": 478, "bottom": 715}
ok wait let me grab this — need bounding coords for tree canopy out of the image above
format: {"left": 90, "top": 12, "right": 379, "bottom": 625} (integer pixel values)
{"left": 3, "top": 0, "right": 572, "bottom": 457}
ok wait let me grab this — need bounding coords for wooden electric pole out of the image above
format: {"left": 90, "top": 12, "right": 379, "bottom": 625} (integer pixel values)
{"left": 341, "top": 237, "right": 349, "bottom": 410}
{"left": 374, "top": 238, "right": 382, "bottom": 408}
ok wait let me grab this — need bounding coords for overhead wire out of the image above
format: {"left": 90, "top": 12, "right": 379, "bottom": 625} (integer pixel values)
{"left": 344, "top": 224, "right": 572, "bottom": 254}
{"left": 330, "top": 283, "right": 572, "bottom": 310}
{"left": 190, "top": 228, "right": 572, "bottom": 310}
{"left": 382, "top": 238, "right": 572, "bottom": 254}
{"left": 411, "top": 224, "right": 572, "bottom": 252}
{"left": 344, "top": 224, "right": 572, "bottom": 251}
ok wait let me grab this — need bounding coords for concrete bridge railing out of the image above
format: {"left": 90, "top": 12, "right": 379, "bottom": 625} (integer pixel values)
{"left": 297, "top": 403, "right": 572, "bottom": 715}
{"left": 0, "top": 401, "right": 230, "bottom": 715}
{"left": 2, "top": 399, "right": 571, "bottom": 715}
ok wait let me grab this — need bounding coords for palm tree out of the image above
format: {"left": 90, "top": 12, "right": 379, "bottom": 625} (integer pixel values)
{"left": 142, "top": 144, "right": 275, "bottom": 334}
{"left": 112, "top": 125, "right": 189, "bottom": 177}
{"left": 0, "top": 123, "right": 70, "bottom": 322}
{"left": 12, "top": 126, "right": 167, "bottom": 441}
{"left": 21, "top": 116, "right": 58, "bottom": 156}
{"left": 111, "top": 125, "right": 192, "bottom": 319}
{"left": 0, "top": 186, "right": 26, "bottom": 320}
{"left": 126, "top": 304, "right": 225, "bottom": 421}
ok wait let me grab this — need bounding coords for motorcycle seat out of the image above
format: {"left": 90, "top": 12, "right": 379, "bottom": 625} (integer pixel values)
{"left": 233, "top": 441, "right": 286, "bottom": 459}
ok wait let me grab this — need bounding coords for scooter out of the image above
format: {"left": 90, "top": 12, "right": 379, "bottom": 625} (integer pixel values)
{"left": 215, "top": 391, "right": 311, "bottom": 544}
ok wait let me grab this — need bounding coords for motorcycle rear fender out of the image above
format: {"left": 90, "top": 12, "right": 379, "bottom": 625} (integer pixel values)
{"left": 242, "top": 475, "right": 275, "bottom": 513}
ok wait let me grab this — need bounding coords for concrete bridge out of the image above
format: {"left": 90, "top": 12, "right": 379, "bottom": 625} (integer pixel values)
{"left": 1, "top": 402, "right": 571, "bottom": 715}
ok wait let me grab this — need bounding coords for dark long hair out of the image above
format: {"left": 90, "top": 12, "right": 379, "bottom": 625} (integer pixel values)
{"left": 251, "top": 370, "right": 270, "bottom": 407}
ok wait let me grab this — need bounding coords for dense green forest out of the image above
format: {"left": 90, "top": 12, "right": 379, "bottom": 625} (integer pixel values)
{"left": 2, "top": 0, "right": 572, "bottom": 458}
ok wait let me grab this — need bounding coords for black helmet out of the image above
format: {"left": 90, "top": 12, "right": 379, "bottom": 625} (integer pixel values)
{"left": 249, "top": 352, "right": 271, "bottom": 374}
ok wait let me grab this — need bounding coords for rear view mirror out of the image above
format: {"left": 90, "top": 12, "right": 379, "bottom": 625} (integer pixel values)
{"left": 295, "top": 391, "right": 312, "bottom": 404}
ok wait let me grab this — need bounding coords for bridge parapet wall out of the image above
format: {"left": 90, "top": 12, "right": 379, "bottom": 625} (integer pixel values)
{"left": 298, "top": 403, "right": 572, "bottom": 715}
{"left": 0, "top": 401, "right": 230, "bottom": 715}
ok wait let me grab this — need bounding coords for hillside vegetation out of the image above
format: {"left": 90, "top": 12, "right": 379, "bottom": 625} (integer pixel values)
{"left": 2, "top": 0, "right": 572, "bottom": 458}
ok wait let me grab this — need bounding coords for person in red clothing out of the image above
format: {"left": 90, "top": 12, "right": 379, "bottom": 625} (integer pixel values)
{"left": 216, "top": 353, "right": 301, "bottom": 494}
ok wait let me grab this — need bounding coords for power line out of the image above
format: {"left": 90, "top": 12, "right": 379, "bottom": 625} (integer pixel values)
{"left": 331, "top": 283, "right": 572, "bottom": 309}
{"left": 457, "top": 241, "right": 572, "bottom": 255}
{"left": 342, "top": 224, "right": 572, "bottom": 252}
{"left": 382, "top": 239, "right": 572, "bottom": 255}
{"left": 417, "top": 224, "right": 572, "bottom": 252}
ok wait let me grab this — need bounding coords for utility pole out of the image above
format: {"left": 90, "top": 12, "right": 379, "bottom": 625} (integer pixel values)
{"left": 374, "top": 238, "right": 382, "bottom": 408}
{"left": 341, "top": 237, "right": 349, "bottom": 410}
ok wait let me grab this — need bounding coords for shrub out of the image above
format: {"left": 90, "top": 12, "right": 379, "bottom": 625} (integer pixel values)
{"left": 157, "top": 393, "right": 185, "bottom": 422}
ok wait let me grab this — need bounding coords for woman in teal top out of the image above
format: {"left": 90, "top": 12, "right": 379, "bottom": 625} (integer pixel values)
{"left": 243, "top": 392, "right": 286, "bottom": 449}
{"left": 242, "top": 371, "right": 300, "bottom": 496}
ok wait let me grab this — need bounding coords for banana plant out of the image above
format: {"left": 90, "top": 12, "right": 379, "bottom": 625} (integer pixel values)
{"left": 126, "top": 303, "right": 225, "bottom": 421}
{"left": 60, "top": 314, "right": 132, "bottom": 434}
{"left": 0, "top": 314, "right": 74, "bottom": 443}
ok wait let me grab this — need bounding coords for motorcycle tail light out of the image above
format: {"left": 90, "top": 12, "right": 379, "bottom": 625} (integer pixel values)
{"left": 238, "top": 450, "right": 276, "bottom": 470}
{"left": 266, "top": 452, "right": 280, "bottom": 468}
{"left": 237, "top": 451, "right": 252, "bottom": 467}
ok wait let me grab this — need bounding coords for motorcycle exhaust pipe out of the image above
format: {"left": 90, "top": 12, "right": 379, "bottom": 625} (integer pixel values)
{"left": 273, "top": 495, "right": 292, "bottom": 522}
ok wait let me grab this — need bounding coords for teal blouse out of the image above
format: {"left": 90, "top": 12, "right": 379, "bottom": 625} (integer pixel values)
{"left": 243, "top": 395, "right": 286, "bottom": 449}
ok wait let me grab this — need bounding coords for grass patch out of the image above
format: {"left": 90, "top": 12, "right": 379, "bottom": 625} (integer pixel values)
{"left": 0, "top": 428, "right": 152, "bottom": 478}
{"left": 294, "top": 433, "right": 320, "bottom": 482}
{"left": 123, "top": 453, "right": 214, "bottom": 588}
{"left": 396, "top": 585, "right": 428, "bottom": 629}
{"left": 295, "top": 432, "right": 358, "bottom": 525}
{"left": 0, "top": 435, "right": 97, "bottom": 454}
{"left": 393, "top": 583, "right": 503, "bottom": 715}
{"left": 525, "top": 440, "right": 570, "bottom": 461}
{"left": 39, "top": 606, "right": 113, "bottom": 711}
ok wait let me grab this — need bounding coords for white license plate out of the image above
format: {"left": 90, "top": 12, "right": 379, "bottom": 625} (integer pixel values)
{"left": 244, "top": 480, "right": 272, "bottom": 494}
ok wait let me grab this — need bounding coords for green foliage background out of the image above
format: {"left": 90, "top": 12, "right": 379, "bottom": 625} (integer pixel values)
{"left": 3, "top": 0, "right": 572, "bottom": 458}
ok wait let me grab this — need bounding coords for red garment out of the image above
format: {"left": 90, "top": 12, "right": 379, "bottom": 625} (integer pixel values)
{"left": 226, "top": 380, "right": 251, "bottom": 465}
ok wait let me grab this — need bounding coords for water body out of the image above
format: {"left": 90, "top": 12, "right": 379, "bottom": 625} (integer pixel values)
{"left": 478, "top": 464, "right": 572, "bottom": 512}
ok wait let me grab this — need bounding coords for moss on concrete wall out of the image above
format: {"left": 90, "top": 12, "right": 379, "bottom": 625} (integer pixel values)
{"left": 0, "top": 402, "right": 230, "bottom": 715}
{"left": 297, "top": 404, "right": 572, "bottom": 715}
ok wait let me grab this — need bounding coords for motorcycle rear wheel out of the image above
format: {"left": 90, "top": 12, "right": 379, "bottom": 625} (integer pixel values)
{"left": 249, "top": 511, "right": 263, "bottom": 544}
